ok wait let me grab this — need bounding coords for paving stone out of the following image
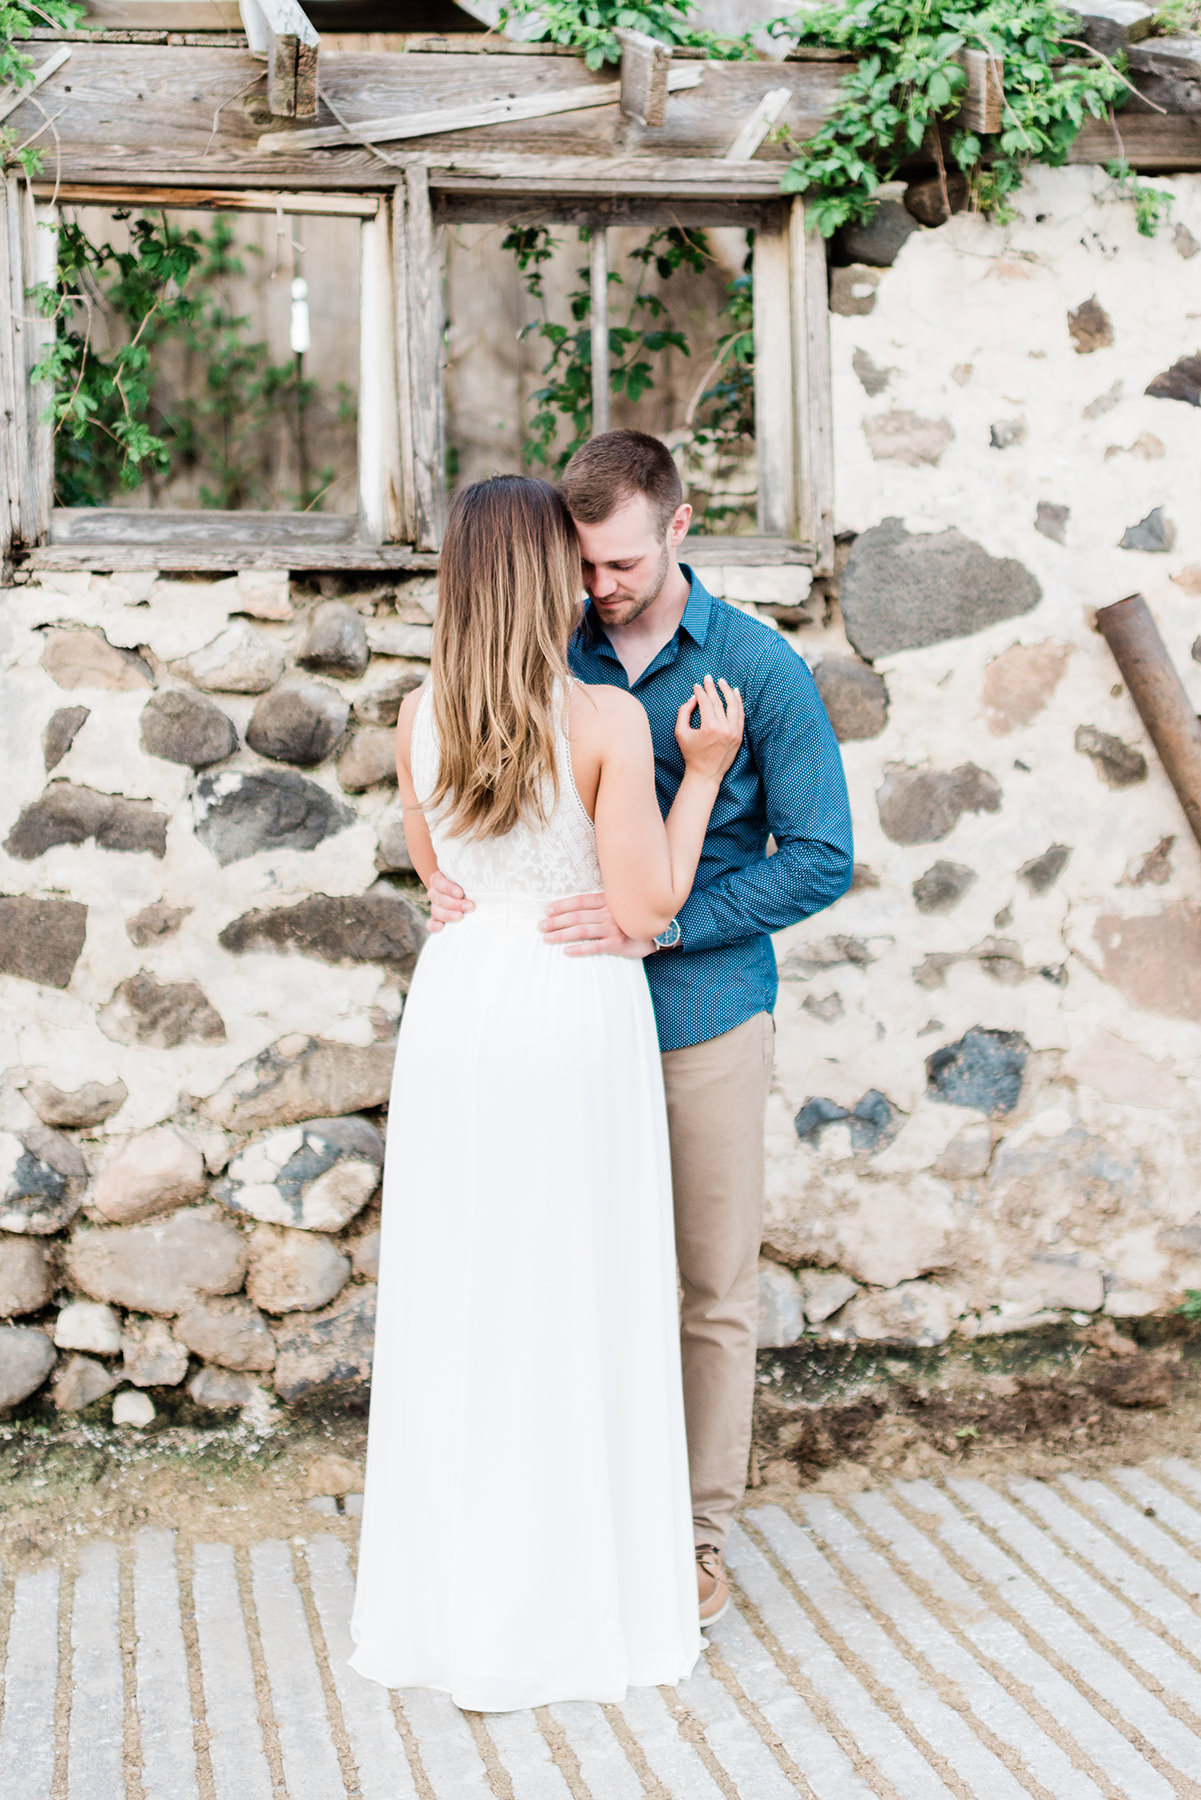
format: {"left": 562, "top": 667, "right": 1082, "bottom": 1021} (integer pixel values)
{"left": 41, "top": 626, "right": 153, "bottom": 691}
{"left": 191, "top": 1543, "right": 275, "bottom": 1800}
{"left": 126, "top": 902, "right": 190, "bottom": 947}
{"left": 122, "top": 1316, "right": 191, "bottom": 1387}
{"left": 174, "top": 1297, "right": 275, "bottom": 1371}
{"left": 99, "top": 972, "right": 226, "bottom": 1048}
{"left": 0, "top": 1236, "right": 53, "bottom": 1317}
{"left": 912, "top": 860, "right": 975, "bottom": 913}
{"left": 218, "top": 892, "right": 425, "bottom": 973}
{"left": 4, "top": 783, "right": 168, "bottom": 860}
{"left": 842, "top": 519, "right": 1041, "bottom": 660}
{"left": 52, "top": 1352, "right": 119, "bottom": 1412}
{"left": 140, "top": 689, "right": 238, "bottom": 767}
{"left": 92, "top": 1127, "right": 207, "bottom": 1225}
{"left": 0, "top": 1324, "right": 56, "bottom": 1407}
{"left": 176, "top": 623, "right": 285, "bottom": 693}
{"left": 214, "top": 1117, "right": 383, "bottom": 1231}
{"left": 43, "top": 704, "right": 88, "bottom": 770}
{"left": 133, "top": 1531, "right": 201, "bottom": 1800}
{"left": 0, "top": 1564, "right": 59, "bottom": 1799}
{"left": 0, "top": 1126, "right": 87, "bottom": 1234}
{"left": 0, "top": 894, "right": 88, "bottom": 988}
{"left": 811, "top": 659, "right": 888, "bottom": 741}
{"left": 1075, "top": 724, "right": 1148, "bottom": 787}
{"left": 272, "top": 1283, "right": 377, "bottom": 1402}
{"left": 192, "top": 767, "right": 353, "bottom": 865}
{"left": 69, "top": 1210, "right": 247, "bottom": 1316}
{"left": 336, "top": 727, "right": 397, "bottom": 791}
{"left": 26, "top": 1075, "right": 127, "bottom": 1127}
{"left": 926, "top": 1027, "right": 1028, "bottom": 1114}
{"left": 298, "top": 600, "right": 369, "bottom": 677}
{"left": 246, "top": 681, "right": 350, "bottom": 767}
{"left": 1068, "top": 295, "right": 1113, "bottom": 352}
{"left": 54, "top": 1300, "right": 122, "bottom": 1354}
{"left": 877, "top": 763, "right": 1001, "bottom": 845}
{"left": 246, "top": 1224, "right": 351, "bottom": 1314}
{"left": 205, "top": 1034, "right": 396, "bottom": 1133}
{"left": 249, "top": 1540, "right": 345, "bottom": 1800}
{"left": 68, "top": 1541, "right": 125, "bottom": 1800}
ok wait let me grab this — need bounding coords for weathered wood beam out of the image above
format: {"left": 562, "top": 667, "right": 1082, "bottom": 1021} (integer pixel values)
{"left": 953, "top": 47, "right": 1003, "bottom": 134}
{"left": 615, "top": 27, "right": 671, "bottom": 128}
{"left": 0, "top": 44, "right": 70, "bottom": 129}
{"left": 258, "top": 67, "right": 703, "bottom": 153}
{"left": 426, "top": 154, "right": 788, "bottom": 196}
{"left": 33, "top": 182, "right": 377, "bottom": 213}
{"left": 589, "top": 227, "right": 609, "bottom": 434}
{"left": 725, "top": 85, "right": 791, "bottom": 161}
{"left": 27, "top": 539, "right": 436, "bottom": 571}
{"left": 240, "top": 0, "right": 318, "bottom": 119}
{"left": 80, "top": 2, "right": 243, "bottom": 22}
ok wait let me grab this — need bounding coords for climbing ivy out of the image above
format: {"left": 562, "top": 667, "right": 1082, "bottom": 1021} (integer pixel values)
{"left": 0, "top": 3, "right": 85, "bottom": 176}
{"left": 494, "top": 0, "right": 752, "bottom": 69}
{"left": 772, "top": 1, "right": 1164, "bottom": 236}
{"left": 503, "top": 223, "right": 756, "bottom": 528}
{"left": 32, "top": 211, "right": 351, "bottom": 509}
{"left": 1182, "top": 1289, "right": 1201, "bottom": 1320}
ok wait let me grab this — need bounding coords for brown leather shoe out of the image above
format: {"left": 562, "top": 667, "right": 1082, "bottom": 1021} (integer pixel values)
{"left": 696, "top": 1543, "right": 730, "bottom": 1627}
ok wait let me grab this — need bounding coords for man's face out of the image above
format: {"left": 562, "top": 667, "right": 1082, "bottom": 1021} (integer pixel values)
{"left": 572, "top": 492, "right": 691, "bottom": 629}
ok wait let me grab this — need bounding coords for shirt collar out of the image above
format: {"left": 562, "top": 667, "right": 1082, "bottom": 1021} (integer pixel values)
{"left": 579, "top": 560, "right": 714, "bottom": 652}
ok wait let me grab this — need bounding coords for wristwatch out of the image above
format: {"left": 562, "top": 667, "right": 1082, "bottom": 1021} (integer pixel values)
{"left": 653, "top": 918, "right": 682, "bottom": 950}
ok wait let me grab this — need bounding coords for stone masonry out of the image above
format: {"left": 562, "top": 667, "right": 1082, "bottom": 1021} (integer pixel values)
{"left": 2, "top": 164, "right": 1201, "bottom": 1418}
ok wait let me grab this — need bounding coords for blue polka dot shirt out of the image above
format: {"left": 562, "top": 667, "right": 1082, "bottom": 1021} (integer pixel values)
{"left": 569, "top": 565, "right": 854, "bottom": 1053}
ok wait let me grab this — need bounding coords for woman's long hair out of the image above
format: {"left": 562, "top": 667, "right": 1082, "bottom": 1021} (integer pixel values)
{"left": 428, "top": 475, "right": 583, "bottom": 841}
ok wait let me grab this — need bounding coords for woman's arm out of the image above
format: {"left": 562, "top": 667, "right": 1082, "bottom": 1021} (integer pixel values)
{"left": 395, "top": 686, "right": 439, "bottom": 888}
{"left": 591, "top": 677, "right": 743, "bottom": 942}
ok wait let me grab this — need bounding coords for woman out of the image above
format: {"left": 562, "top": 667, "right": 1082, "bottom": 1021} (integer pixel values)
{"left": 350, "top": 475, "right": 743, "bottom": 1712}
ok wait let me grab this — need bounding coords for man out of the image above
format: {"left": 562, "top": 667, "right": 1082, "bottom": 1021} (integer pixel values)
{"left": 428, "top": 430, "right": 853, "bottom": 1624}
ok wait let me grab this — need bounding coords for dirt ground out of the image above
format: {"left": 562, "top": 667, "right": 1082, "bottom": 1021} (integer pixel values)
{"left": 1, "top": 1318, "right": 1198, "bottom": 1565}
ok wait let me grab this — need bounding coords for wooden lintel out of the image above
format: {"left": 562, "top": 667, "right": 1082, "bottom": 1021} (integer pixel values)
{"left": 25, "top": 539, "right": 435, "bottom": 572}
{"left": 35, "top": 183, "right": 378, "bottom": 215}
{"left": 953, "top": 47, "right": 1003, "bottom": 134}
{"left": 240, "top": 0, "right": 318, "bottom": 120}
{"left": 615, "top": 28, "right": 671, "bottom": 128}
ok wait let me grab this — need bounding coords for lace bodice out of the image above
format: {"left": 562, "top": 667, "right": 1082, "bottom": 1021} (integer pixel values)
{"left": 410, "top": 684, "right": 603, "bottom": 900}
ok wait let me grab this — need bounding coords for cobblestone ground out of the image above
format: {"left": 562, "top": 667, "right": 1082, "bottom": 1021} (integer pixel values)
{"left": 2, "top": 1458, "right": 1200, "bottom": 1799}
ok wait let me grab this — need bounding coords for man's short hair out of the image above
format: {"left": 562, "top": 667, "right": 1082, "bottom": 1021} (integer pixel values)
{"left": 561, "top": 429, "right": 684, "bottom": 536}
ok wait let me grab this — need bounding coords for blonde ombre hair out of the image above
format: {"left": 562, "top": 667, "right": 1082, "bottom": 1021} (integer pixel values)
{"left": 428, "top": 475, "right": 583, "bottom": 840}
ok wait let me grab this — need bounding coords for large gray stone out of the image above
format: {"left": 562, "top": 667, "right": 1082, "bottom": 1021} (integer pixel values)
{"left": 246, "top": 682, "right": 350, "bottom": 767}
{"left": 140, "top": 689, "right": 237, "bottom": 768}
{"left": 877, "top": 763, "right": 1002, "bottom": 845}
{"left": 352, "top": 666, "right": 426, "bottom": 727}
{"left": 205, "top": 1035, "right": 396, "bottom": 1133}
{"left": 1069, "top": 2, "right": 1154, "bottom": 55}
{"left": 1146, "top": 354, "right": 1201, "bottom": 406}
{"left": 122, "top": 1316, "right": 190, "bottom": 1387}
{"left": 218, "top": 892, "right": 425, "bottom": 974}
{"left": 92, "top": 1128, "right": 207, "bottom": 1225}
{"left": 188, "top": 1366, "right": 262, "bottom": 1411}
{"left": 214, "top": 1117, "right": 384, "bottom": 1231}
{"left": 375, "top": 805, "right": 415, "bottom": 874}
{"left": 176, "top": 623, "right": 284, "bottom": 693}
{"left": 273, "top": 1284, "right": 377, "bottom": 1403}
{"left": 903, "top": 171, "right": 968, "bottom": 226}
{"left": 366, "top": 621, "right": 434, "bottom": 660}
{"left": 67, "top": 1210, "right": 248, "bottom": 1316}
{"left": 41, "top": 627, "right": 153, "bottom": 692}
{"left": 926, "top": 1027, "right": 1028, "bottom": 1114}
{"left": 192, "top": 768, "right": 353, "bottom": 866}
{"left": 834, "top": 199, "right": 918, "bottom": 267}
{"left": 842, "top": 1281, "right": 956, "bottom": 1346}
{"left": 26, "top": 1075, "right": 126, "bottom": 1128}
{"left": 5, "top": 784, "right": 167, "bottom": 860}
{"left": 0, "top": 1327, "right": 56, "bottom": 1408}
{"left": 53, "top": 1354, "right": 119, "bottom": 1413}
{"left": 43, "top": 705, "right": 89, "bottom": 771}
{"left": 99, "top": 973, "right": 226, "bottom": 1048}
{"left": 912, "top": 860, "right": 976, "bottom": 914}
{"left": 0, "top": 1127, "right": 87, "bottom": 1234}
{"left": 298, "top": 601, "right": 369, "bottom": 677}
{"left": 246, "top": 1224, "right": 351, "bottom": 1314}
{"left": 811, "top": 659, "right": 888, "bottom": 741}
{"left": 1019, "top": 844, "right": 1071, "bottom": 894}
{"left": 841, "top": 519, "right": 1041, "bottom": 660}
{"left": 174, "top": 1298, "right": 275, "bottom": 1371}
{"left": 0, "top": 1237, "right": 53, "bottom": 1317}
{"left": 1119, "top": 507, "right": 1176, "bottom": 552}
{"left": 0, "top": 895, "right": 87, "bottom": 988}
{"left": 337, "top": 729, "right": 398, "bottom": 792}
{"left": 1075, "top": 725, "right": 1148, "bottom": 788}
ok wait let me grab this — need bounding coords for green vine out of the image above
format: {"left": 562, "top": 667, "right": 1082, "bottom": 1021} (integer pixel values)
{"left": 503, "top": 223, "right": 756, "bottom": 528}
{"left": 494, "top": 0, "right": 753, "bottom": 68}
{"left": 32, "top": 211, "right": 351, "bottom": 509}
{"left": 772, "top": 1, "right": 1166, "bottom": 236}
{"left": 1182, "top": 1290, "right": 1201, "bottom": 1321}
{"left": 0, "top": 3, "right": 86, "bottom": 177}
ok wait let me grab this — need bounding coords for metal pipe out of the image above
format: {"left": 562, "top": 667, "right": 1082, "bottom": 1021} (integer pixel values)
{"left": 589, "top": 226, "right": 610, "bottom": 436}
{"left": 1096, "top": 591, "right": 1201, "bottom": 852}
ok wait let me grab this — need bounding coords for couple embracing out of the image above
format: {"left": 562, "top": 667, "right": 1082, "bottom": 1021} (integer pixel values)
{"left": 350, "top": 430, "right": 853, "bottom": 1712}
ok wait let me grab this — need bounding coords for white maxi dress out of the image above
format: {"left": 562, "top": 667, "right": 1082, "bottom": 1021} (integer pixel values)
{"left": 350, "top": 687, "right": 701, "bottom": 1712}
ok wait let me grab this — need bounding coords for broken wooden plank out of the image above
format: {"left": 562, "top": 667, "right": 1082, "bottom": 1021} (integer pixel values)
{"left": 258, "top": 66, "right": 703, "bottom": 153}
{"left": 33, "top": 182, "right": 378, "bottom": 214}
{"left": 0, "top": 44, "right": 70, "bottom": 130}
{"left": 752, "top": 209, "right": 794, "bottom": 538}
{"left": 615, "top": 27, "right": 671, "bottom": 128}
{"left": 953, "top": 47, "right": 1003, "bottom": 134}
{"left": 589, "top": 227, "right": 610, "bottom": 434}
{"left": 50, "top": 506, "right": 356, "bottom": 543}
{"left": 357, "top": 198, "right": 403, "bottom": 544}
{"left": 240, "top": 0, "right": 318, "bottom": 119}
{"left": 80, "top": 2, "right": 243, "bottom": 23}
{"left": 725, "top": 85, "right": 792, "bottom": 161}
{"left": 426, "top": 154, "right": 787, "bottom": 195}
{"left": 400, "top": 164, "right": 446, "bottom": 552}
{"left": 789, "top": 197, "right": 833, "bottom": 575}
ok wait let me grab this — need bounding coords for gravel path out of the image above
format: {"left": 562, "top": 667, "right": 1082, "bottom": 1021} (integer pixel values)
{"left": 3, "top": 1457, "right": 1200, "bottom": 1798}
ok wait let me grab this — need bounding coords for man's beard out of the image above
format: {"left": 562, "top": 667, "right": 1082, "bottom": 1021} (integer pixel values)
{"left": 594, "top": 539, "right": 671, "bottom": 626}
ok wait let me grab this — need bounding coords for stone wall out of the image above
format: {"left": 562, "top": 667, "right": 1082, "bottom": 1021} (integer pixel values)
{"left": 2, "top": 162, "right": 1201, "bottom": 1422}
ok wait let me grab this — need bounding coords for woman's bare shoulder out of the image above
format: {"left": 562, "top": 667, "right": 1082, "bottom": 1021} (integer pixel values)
{"left": 396, "top": 681, "right": 430, "bottom": 755}
{"left": 570, "top": 680, "right": 646, "bottom": 742}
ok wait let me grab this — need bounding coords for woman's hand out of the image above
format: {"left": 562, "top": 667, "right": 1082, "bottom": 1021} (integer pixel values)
{"left": 674, "top": 675, "right": 744, "bottom": 784}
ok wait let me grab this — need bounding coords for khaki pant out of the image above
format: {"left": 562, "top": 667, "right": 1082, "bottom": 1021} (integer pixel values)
{"left": 661, "top": 1010, "right": 773, "bottom": 1550}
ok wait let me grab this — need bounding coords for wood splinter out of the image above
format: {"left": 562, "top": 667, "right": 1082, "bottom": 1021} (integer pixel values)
{"left": 239, "top": 0, "right": 319, "bottom": 120}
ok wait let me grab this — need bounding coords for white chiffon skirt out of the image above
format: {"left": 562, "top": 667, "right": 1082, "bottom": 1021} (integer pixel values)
{"left": 349, "top": 894, "right": 701, "bottom": 1712}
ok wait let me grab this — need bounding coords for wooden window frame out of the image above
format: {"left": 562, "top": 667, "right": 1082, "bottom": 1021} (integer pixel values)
{"left": 2, "top": 159, "right": 833, "bottom": 577}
